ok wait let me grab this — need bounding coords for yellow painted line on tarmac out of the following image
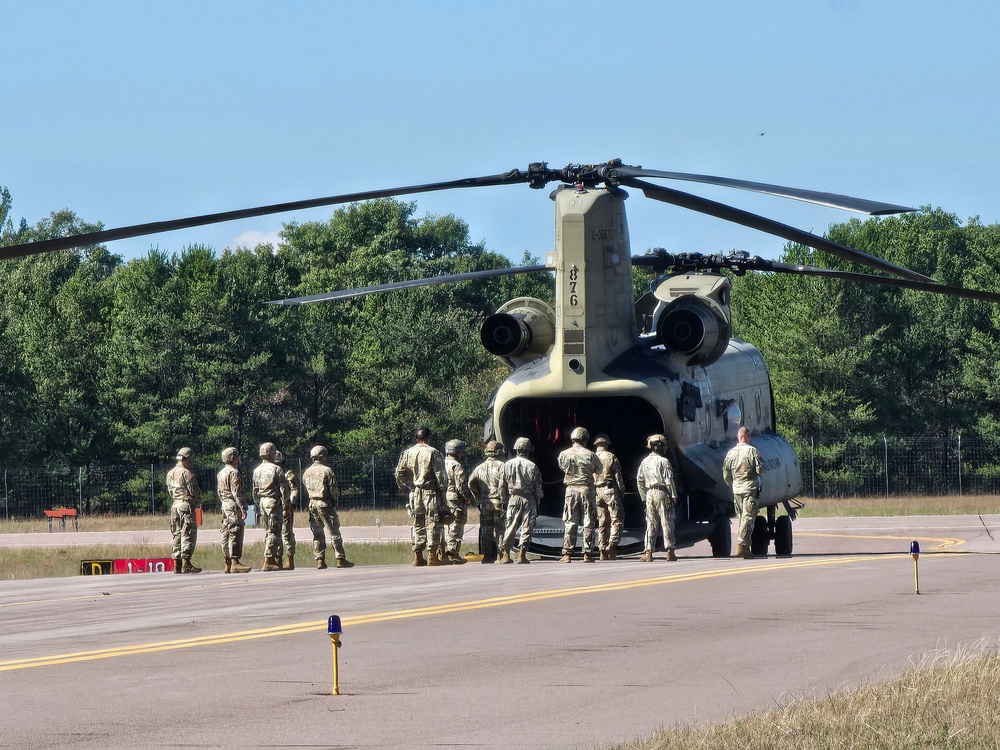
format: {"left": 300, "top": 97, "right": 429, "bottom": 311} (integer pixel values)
{"left": 0, "top": 554, "right": 900, "bottom": 672}
{"left": 797, "top": 532, "right": 965, "bottom": 551}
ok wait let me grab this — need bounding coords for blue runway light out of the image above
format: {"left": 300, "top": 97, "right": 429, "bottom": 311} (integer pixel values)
{"left": 910, "top": 541, "right": 920, "bottom": 556}
{"left": 328, "top": 615, "right": 342, "bottom": 635}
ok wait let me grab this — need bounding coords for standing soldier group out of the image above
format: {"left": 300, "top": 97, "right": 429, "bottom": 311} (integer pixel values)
{"left": 166, "top": 442, "right": 353, "bottom": 574}
{"left": 168, "top": 424, "right": 765, "bottom": 572}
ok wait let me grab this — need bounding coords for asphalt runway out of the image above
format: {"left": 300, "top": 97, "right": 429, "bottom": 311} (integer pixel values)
{"left": 2, "top": 515, "right": 1000, "bottom": 749}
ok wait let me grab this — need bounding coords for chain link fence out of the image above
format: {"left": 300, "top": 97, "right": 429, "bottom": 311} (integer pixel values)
{"left": 3, "top": 437, "right": 1000, "bottom": 521}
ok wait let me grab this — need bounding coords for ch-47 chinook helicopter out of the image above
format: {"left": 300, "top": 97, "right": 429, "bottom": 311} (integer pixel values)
{"left": 5, "top": 159, "right": 1000, "bottom": 557}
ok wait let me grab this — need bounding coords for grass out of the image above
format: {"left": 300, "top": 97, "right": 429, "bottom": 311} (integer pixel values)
{"left": 1, "top": 541, "right": 416, "bottom": 580}
{"left": 603, "top": 644, "right": 1000, "bottom": 750}
{"left": 797, "top": 494, "right": 1000, "bottom": 518}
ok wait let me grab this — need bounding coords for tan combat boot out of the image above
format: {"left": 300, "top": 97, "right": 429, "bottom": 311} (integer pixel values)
{"left": 262, "top": 556, "right": 281, "bottom": 571}
{"left": 336, "top": 558, "right": 355, "bottom": 569}
{"left": 428, "top": 550, "right": 444, "bottom": 566}
{"left": 733, "top": 544, "right": 752, "bottom": 559}
{"left": 181, "top": 559, "right": 202, "bottom": 574}
{"left": 275, "top": 555, "right": 285, "bottom": 570}
{"left": 224, "top": 558, "right": 232, "bottom": 574}
{"left": 640, "top": 550, "right": 653, "bottom": 562}
{"left": 516, "top": 548, "right": 530, "bottom": 564}
{"left": 666, "top": 550, "right": 678, "bottom": 562}
{"left": 173, "top": 558, "right": 183, "bottom": 574}
{"left": 499, "top": 549, "right": 513, "bottom": 564}
{"left": 599, "top": 549, "right": 608, "bottom": 561}
{"left": 608, "top": 543, "right": 618, "bottom": 560}
{"left": 447, "top": 550, "right": 467, "bottom": 565}
{"left": 559, "top": 552, "right": 572, "bottom": 563}
{"left": 317, "top": 557, "right": 328, "bottom": 569}
{"left": 582, "top": 551, "right": 595, "bottom": 563}
{"left": 286, "top": 555, "right": 295, "bottom": 571}
{"left": 412, "top": 550, "right": 427, "bottom": 567}
{"left": 230, "top": 558, "right": 251, "bottom": 573}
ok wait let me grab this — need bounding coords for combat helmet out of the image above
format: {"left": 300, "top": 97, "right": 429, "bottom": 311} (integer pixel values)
{"left": 176, "top": 447, "right": 194, "bottom": 461}
{"left": 647, "top": 434, "right": 668, "bottom": 450}
{"left": 310, "top": 445, "right": 328, "bottom": 460}
{"left": 220, "top": 447, "right": 239, "bottom": 464}
{"left": 513, "top": 437, "right": 533, "bottom": 453}
{"left": 593, "top": 434, "right": 611, "bottom": 448}
{"left": 445, "top": 439, "right": 466, "bottom": 456}
{"left": 570, "top": 426, "right": 590, "bottom": 444}
{"left": 259, "top": 442, "right": 277, "bottom": 460}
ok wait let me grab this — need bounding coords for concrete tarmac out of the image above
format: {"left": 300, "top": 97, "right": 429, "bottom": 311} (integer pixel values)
{"left": 2, "top": 515, "right": 999, "bottom": 749}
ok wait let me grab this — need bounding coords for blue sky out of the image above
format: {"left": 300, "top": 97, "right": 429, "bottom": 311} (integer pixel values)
{"left": 4, "top": 1, "right": 1000, "bottom": 265}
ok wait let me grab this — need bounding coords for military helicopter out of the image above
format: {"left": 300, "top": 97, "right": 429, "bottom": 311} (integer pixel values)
{"left": 5, "top": 159, "right": 1000, "bottom": 558}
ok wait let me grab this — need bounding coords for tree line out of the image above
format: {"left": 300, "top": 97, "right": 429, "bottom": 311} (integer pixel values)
{"left": 3, "top": 186, "right": 999, "bottom": 475}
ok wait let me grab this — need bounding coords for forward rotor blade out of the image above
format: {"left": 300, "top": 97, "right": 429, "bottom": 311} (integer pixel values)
{"left": 766, "top": 261, "right": 1000, "bottom": 303}
{"left": 0, "top": 170, "right": 534, "bottom": 261}
{"left": 621, "top": 176, "right": 932, "bottom": 283}
{"left": 267, "top": 264, "right": 551, "bottom": 305}
{"left": 612, "top": 166, "right": 914, "bottom": 215}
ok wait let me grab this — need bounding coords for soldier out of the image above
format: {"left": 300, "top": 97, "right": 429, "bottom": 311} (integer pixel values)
{"left": 637, "top": 434, "right": 679, "bottom": 562}
{"left": 303, "top": 445, "right": 354, "bottom": 569}
{"left": 395, "top": 426, "right": 449, "bottom": 567}
{"left": 275, "top": 450, "right": 297, "bottom": 570}
{"left": 468, "top": 440, "right": 506, "bottom": 564}
{"left": 218, "top": 447, "right": 252, "bottom": 574}
{"left": 557, "top": 427, "right": 603, "bottom": 563}
{"left": 253, "top": 442, "right": 286, "bottom": 572}
{"left": 498, "top": 437, "right": 543, "bottom": 564}
{"left": 167, "top": 447, "right": 202, "bottom": 574}
{"left": 724, "top": 426, "right": 766, "bottom": 559}
{"left": 443, "top": 439, "right": 475, "bottom": 564}
{"left": 593, "top": 434, "right": 626, "bottom": 560}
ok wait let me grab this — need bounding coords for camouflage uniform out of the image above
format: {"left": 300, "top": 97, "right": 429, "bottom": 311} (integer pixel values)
{"left": 253, "top": 452, "right": 285, "bottom": 566}
{"left": 280, "top": 460, "right": 297, "bottom": 567}
{"left": 395, "top": 441, "right": 448, "bottom": 558}
{"left": 637, "top": 449, "right": 679, "bottom": 556}
{"left": 217, "top": 460, "right": 247, "bottom": 562}
{"left": 303, "top": 448, "right": 352, "bottom": 568}
{"left": 723, "top": 438, "right": 766, "bottom": 550}
{"left": 167, "top": 450, "right": 201, "bottom": 572}
{"left": 468, "top": 449, "right": 505, "bottom": 563}
{"left": 594, "top": 445, "right": 625, "bottom": 556}
{"left": 498, "top": 452, "right": 543, "bottom": 557}
{"left": 444, "top": 449, "right": 475, "bottom": 561}
{"left": 557, "top": 443, "right": 602, "bottom": 559}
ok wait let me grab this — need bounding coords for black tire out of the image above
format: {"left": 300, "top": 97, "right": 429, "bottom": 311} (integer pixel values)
{"left": 750, "top": 515, "right": 769, "bottom": 557}
{"left": 774, "top": 514, "right": 793, "bottom": 556}
{"left": 709, "top": 514, "right": 732, "bottom": 558}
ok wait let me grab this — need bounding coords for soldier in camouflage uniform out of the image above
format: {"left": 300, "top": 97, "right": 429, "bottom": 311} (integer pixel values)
{"left": 637, "top": 434, "right": 679, "bottom": 562}
{"left": 468, "top": 440, "right": 506, "bottom": 564}
{"left": 303, "top": 445, "right": 354, "bottom": 569}
{"left": 275, "top": 451, "right": 297, "bottom": 570}
{"left": 557, "top": 427, "right": 603, "bottom": 563}
{"left": 443, "top": 440, "right": 474, "bottom": 564}
{"left": 498, "top": 437, "right": 543, "bottom": 564}
{"left": 723, "top": 426, "right": 766, "bottom": 559}
{"left": 593, "top": 434, "right": 626, "bottom": 560}
{"left": 253, "top": 442, "right": 286, "bottom": 572}
{"left": 395, "top": 426, "right": 449, "bottom": 567}
{"left": 167, "top": 447, "right": 202, "bottom": 574}
{"left": 218, "top": 447, "right": 251, "bottom": 574}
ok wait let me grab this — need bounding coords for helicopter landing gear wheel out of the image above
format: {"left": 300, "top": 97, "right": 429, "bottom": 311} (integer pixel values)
{"left": 750, "top": 515, "right": 769, "bottom": 557}
{"left": 709, "top": 514, "right": 731, "bottom": 558}
{"left": 775, "top": 515, "right": 793, "bottom": 556}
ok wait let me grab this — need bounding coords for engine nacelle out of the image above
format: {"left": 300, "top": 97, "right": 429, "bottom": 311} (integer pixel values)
{"left": 648, "top": 274, "right": 732, "bottom": 367}
{"left": 480, "top": 297, "right": 556, "bottom": 369}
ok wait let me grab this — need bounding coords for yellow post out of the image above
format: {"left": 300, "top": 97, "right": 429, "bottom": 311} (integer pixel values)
{"left": 328, "top": 615, "right": 343, "bottom": 695}
{"left": 330, "top": 634, "right": 341, "bottom": 695}
{"left": 910, "top": 541, "right": 920, "bottom": 595}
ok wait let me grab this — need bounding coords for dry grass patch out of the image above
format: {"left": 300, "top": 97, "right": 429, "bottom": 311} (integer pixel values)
{"left": 604, "top": 645, "right": 1000, "bottom": 750}
{"left": 798, "top": 494, "right": 1000, "bottom": 518}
